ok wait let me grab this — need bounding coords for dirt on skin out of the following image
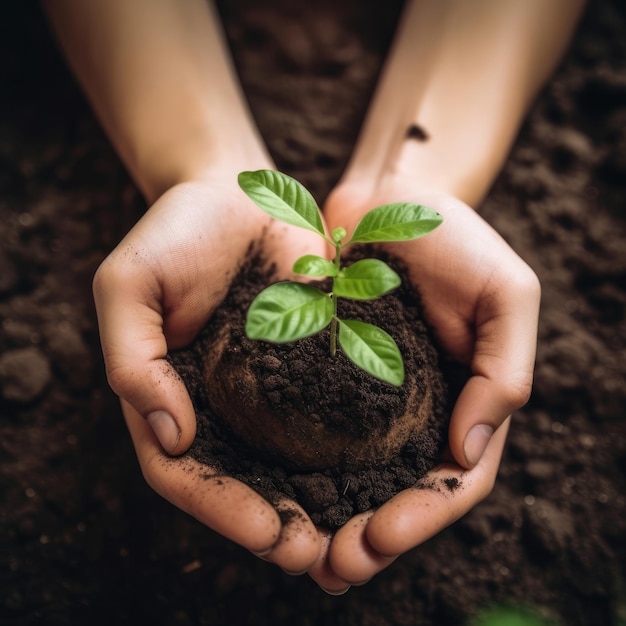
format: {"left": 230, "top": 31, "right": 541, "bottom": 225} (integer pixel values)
{"left": 1, "top": 1, "right": 626, "bottom": 626}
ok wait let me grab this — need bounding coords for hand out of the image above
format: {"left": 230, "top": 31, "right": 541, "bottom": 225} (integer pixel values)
{"left": 94, "top": 172, "right": 329, "bottom": 573}
{"left": 306, "top": 178, "right": 540, "bottom": 590}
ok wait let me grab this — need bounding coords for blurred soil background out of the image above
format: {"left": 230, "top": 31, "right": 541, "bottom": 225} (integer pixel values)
{"left": 1, "top": 1, "right": 625, "bottom": 624}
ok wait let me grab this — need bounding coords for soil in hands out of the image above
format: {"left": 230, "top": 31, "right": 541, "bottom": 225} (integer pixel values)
{"left": 168, "top": 248, "right": 464, "bottom": 528}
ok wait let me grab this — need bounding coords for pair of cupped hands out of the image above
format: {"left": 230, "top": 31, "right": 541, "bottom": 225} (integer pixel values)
{"left": 94, "top": 164, "right": 539, "bottom": 594}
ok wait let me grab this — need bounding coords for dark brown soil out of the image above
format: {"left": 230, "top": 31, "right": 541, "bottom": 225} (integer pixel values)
{"left": 1, "top": 1, "right": 626, "bottom": 625}
{"left": 168, "top": 251, "right": 455, "bottom": 528}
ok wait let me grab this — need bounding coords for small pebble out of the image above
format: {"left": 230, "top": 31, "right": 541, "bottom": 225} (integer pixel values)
{"left": 0, "top": 347, "right": 51, "bottom": 403}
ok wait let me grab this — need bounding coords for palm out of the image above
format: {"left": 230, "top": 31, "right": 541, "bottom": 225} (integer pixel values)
{"left": 327, "top": 186, "right": 524, "bottom": 363}
{"left": 112, "top": 179, "right": 326, "bottom": 349}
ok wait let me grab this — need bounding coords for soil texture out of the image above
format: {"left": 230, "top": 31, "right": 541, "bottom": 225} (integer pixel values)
{"left": 169, "top": 251, "right": 454, "bottom": 528}
{"left": 1, "top": 1, "right": 626, "bottom": 625}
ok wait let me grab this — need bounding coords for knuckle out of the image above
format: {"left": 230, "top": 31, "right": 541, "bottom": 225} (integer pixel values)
{"left": 92, "top": 259, "right": 106, "bottom": 289}
{"left": 93, "top": 246, "right": 149, "bottom": 301}
{"left": 141, "top": 452, "right": 165, "bottom": 493}
{"left": 93, "top": 256, "right": 128, "bottom": 298}
{"left": 502, "top": 375, "right": 534, "bottom": 413}
{"left": 513, "top": 264, "right": 542, "bottom": 302}
{"left": 477, "top": 472, "right": 498, "bottom": 502}
{"left": 92, "top": 255, "right": 117, "bottom": 296}
{"left": 104, "top": 362, "right": 135, "bottom": 399}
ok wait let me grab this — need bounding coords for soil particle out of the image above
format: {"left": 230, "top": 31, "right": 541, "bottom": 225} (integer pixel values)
{"left": 442, "top": 477, "right": 460, "bottom": 492}
{"left": 287, "top": 473, "right": 338, "bottom": 512}
{"left": 0, "top": 346, "right": 52, "bottom": 403}
{"left": 522, "top": 498, "right": 576, "bottom": 556}
{"left": 44, "top": 323, "right": 93, "bottom": 390}
{"left": 406, "top": 123, "right": 429, "bottom": 141}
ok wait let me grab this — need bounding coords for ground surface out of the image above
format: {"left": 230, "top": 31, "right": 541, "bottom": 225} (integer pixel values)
{"left": 1, "top": 1, "right": 625, "bottom": 625}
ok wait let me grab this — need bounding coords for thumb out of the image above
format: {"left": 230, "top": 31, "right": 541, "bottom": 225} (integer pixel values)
{"left": 448, "top": 375, "right": 524, "bottom": 469}
{"left": 448, "top": 271, "right": 540, "bottom": 469}
{"left": 93, "top": 267, "right": 196, "bottom": 455}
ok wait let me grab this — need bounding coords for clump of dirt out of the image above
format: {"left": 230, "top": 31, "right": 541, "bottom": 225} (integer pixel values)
{"left": 168, "top": 250, "right": 455, "bottom": 528}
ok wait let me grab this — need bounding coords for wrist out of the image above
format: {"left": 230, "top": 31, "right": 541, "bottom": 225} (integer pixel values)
{"left": 340, "top": 114, "right": 511, "bottom": 210}
{"left": 339, "top": 0, "right": 585, "bottom": 209}
{"left": 335, "top": 158, "right": 465, "bottom": 213}
{"left": 135, "top": 128, "right": 274, "bottom": 204}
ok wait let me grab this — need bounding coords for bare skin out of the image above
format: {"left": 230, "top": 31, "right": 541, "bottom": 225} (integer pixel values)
{"left": 44, "top": 0, "right": 585, "bottom": 592}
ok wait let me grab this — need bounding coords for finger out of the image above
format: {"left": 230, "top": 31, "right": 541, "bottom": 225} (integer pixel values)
{"left": 450, "top": 268, "right": 539, "bottom": 468}
{"left": 256, "top": 499, "right": 321, "bottom": 575}
{"left": 122, "top": 399, "right": 282, "bottom": 553}
{"left": 327, "top": 512, "right": 396, "bottom": 584}
{"left": 365, "top": 418, "right": 510, "bottom": 557}
{"left": 307, "top": 528, "right": 352, "bottom": 595}
{"left": 94, "top": 257, "right": 196, "bottom": 455}
{"left": 263, "top": 220, "right": 332, "bottom": 279}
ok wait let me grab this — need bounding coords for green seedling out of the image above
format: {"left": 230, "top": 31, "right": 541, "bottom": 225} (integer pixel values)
{"left": 470, "top": 605, "right": 557, "bottom": 626}
{"left": 238, "top": 169, "right": 442, "bottom": 387}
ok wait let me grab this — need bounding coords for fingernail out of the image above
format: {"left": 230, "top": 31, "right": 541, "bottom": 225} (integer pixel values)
{"left": 321, "top": 586, "right": 351, "bottom": 596}
{"left": 146, "top": 411, "right": 181, "bottom": 453}
{"left": 282, "top": 568, "right": 308, "bottom": 576}
{"left": 250, "top": 548, "right": 273, "bottom": 562}
{"left": 463, "top": 424, "right": 494, "bottom": 467}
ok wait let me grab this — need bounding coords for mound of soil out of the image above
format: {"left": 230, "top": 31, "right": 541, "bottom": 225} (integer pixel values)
{"left": 1, "top": 1, "right": 625, "bottom": 625}
{"left": 169, "top": 251, "right": 455, "bottom": 528}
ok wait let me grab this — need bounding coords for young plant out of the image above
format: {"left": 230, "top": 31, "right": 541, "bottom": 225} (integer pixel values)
{"left": 238, "top": 170, "right": 442, "bottom": 387}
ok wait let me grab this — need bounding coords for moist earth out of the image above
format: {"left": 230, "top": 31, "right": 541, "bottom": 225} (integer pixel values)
{"left": 168, "top": 251, "right": 456, "bottom": 528}
{"left": 1, "top": 2, "right": 625, "bottom": 625}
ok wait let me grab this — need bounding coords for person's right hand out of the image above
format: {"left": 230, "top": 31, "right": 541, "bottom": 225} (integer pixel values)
{"left": 304, "top": 178, "right": 540, "bottom": 592}
{"left": 93, "top": 171, "right": 330, "bottom": 574}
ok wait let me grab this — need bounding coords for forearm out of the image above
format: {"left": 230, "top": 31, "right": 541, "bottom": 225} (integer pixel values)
{"left": 341, "top": 0, "right": 585, "bottom": 206}
{"left": 44, "top": 0, "right": 270, "bottom": 202}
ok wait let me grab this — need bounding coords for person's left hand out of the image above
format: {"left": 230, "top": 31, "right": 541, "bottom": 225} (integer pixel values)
{"left": 93, "top": 173, "right": 331, "bottom": 576}
{"left": 305, "top": 177, "right": 539, "bottom": 592}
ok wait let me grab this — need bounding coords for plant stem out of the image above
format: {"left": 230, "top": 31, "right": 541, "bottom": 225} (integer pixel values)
{"left": 329, "top": 240, "right": 342, "bottom": 358}
{"left": 330, "top": 314, "right": 338, "bottom": 358}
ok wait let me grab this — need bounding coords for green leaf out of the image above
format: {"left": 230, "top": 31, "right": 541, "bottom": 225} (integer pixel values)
{"left": 338, "top": 319, "right": 404, "bottom": 386}
{"left": 238, "top": 170, "right": 325, "bottom": 237}
{"left": 349, "top": 203, "right": 442, "bottom": 244}
{"left": 334, "top": 259, "right": 400, "bottom": 300}
{"left": 332, "top": 226, "right": 347, "bottom": 243}
{"left": 293, "top": 254, "right": 338, "bottom": 277}
{"left": 470, "top": 606, "right": 555, "bottom": 626}
{"left": 246, "top": 282, "right": 333, "bottom": 343}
